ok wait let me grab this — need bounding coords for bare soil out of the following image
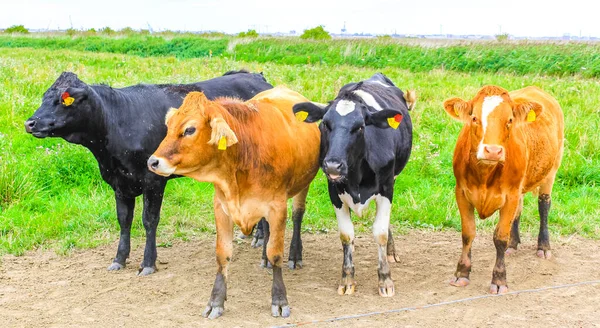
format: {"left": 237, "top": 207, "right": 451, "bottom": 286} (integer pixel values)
{"left": 1, "top": 230, "right": 599, "bottom": 327}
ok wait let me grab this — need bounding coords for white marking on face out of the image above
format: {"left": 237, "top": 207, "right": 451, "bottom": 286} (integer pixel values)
{"left": 149, "top": 156, "right": 176, "bottom": 177}
{"left": 335, "top": 100, "right": 356, "bottom": 116}
{"left": 477, "top": 95, "right": 504, "bottom": 159}
{"left": 371, "top": 80, "right": 390, "bottom": 88}
{"left": 334, "top": 203, "right": 354, "bottom": 241}
{"left": 373, "top": 195, "right": 391, "bottom": 240}
{"left": 338, "top": 191, "right": 376, "bottom": 218}
{"left": 353, "top": 90, "right": 383, "bottom": 111}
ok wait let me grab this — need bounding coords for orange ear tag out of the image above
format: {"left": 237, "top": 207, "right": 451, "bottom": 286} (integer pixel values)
{"left": 387, "top": 113, "right": 402, "bottom": 129}
{"left": 295, "top": 111, "right": 308, "bottom": 122}
{"left": 526, "top": 110, "right": 536, "bottom": 122}
{"left": 218, "top": 136, "right": 227, "bottom": 150}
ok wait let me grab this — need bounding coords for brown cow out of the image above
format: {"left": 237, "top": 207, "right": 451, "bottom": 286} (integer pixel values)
{"left": 443, "top": 85, "right": 564, "bottom": 294}
{"left": 147, "top": 87, "right": 320, "bottom": 319}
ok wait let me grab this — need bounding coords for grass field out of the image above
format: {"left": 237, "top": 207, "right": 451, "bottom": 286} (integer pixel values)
{"left": 0, "top": 41, "right": 599, "bottom": 256}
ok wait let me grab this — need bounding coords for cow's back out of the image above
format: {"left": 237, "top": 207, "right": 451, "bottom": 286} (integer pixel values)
{"left": 509, "top": 86, "right": 564, "bottom": 192}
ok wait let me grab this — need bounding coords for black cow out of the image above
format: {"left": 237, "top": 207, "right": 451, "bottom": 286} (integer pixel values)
{"left": 293, "top": 73, "right": 414, "bottom": 297}
{"left": 24, "top": 70, "right": 273, "bottom": 275}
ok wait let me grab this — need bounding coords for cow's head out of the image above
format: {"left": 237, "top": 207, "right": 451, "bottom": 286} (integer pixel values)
{"left": 148, "top": 92, "right": 238, "bottom": 177}
{"left": 443, "top": 85, "right": 543, "bottom": 164}
{"left": 25, "top": 72, "right": 95, "bottom": 140}
{"left": 293, "top": 91, "right": 403, "bottom": 183}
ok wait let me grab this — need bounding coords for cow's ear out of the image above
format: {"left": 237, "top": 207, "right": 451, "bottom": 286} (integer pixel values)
{"left": 208, "top": 117, "right": 238, "bottom": 150}
{"left": 293, "top": 102, "right": 327, "bottom": 123}
{"left": 61, "top": 87, "right": 88, "bottom": 107}
{"left": 365, "top": 109, "right": 404, "bottom": 129}
{"left": 513, "top": 99, "right": 543, "bottom": 123}
{"left": 443, "top": 97, "right": 471, "bottom": 121}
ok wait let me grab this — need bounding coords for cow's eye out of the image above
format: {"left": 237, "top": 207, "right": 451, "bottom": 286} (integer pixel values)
{"left": 323, "top": 121, "right": 331, "bottom": 131}
{"left": 183, "top": 127, "right": 196, "bottom": 136}
{"left": 472, "top": 116, "right": 478, "bottom": 124}
{"left": 508, "top": 118, "right": 513, "bottom": 124}
{"left": 351, "top": 125, "right": 364, "bottom": 133}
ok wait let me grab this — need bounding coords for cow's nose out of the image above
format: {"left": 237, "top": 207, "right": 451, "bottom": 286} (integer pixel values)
{"left": 24, "top": 119, "right": 36, "bottom": 133}
{"left": 147, "top": 156, "right": 160, "bottom": 171}
{"left": 484, "top": 145, "right": 504, "bottom": 160}
{"left": 323, "top": 160, "right": 345, "bottom": 180}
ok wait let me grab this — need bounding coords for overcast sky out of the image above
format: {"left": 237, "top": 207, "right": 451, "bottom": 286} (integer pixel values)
{"left": 1, "top": 0, "right": 598, "bottom": 37}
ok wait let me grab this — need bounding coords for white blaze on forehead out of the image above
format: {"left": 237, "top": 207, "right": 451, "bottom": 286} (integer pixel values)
{"left": 335, "top": 100, "right": 356, "bottom": 116}
{"left": 481, "top": 95, "right": 504, "bottom": 134}
{"left": 353, "top": 89, "right": 383, "bottom": 111}
{"left": 477, "top": 95, "right": 504, "bottom": 158}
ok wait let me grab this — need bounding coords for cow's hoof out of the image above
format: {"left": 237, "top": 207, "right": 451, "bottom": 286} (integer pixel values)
{"left": 251, "top": 237, "right": 264, "bottom": 248}
{"left": 202, "top": 305, "right": 224, "bottom": 319}
{"left": 378, "top": 278, "right": 395, "bottom": 297}
{"left": 505, "top": 247, "right": 518, "bottom": 256}
{"left": 107, "top": 262, "right": 125, "bottom": 271}
{"left": 337, "top": 283, "right": 356, "bottom": 295}
{"left": 449, "top": 277, "right": 470, "bottom": 287}
{"left": 271, "top": 304, "right": 291, "bottom": 318}
{"left": 288, "top": 260, "right": 303, "bottom": 270}
{"left": 490, "top": 283, "right": 509, "bottom": 294}
{"left": 137, "top": 266, "right": 156, "bottom": 276}
{"left": 537, "top": 249, "right": 552, "bottom": 259}
{"left": 387, "top": 254, "right": 401, "bottom": 263}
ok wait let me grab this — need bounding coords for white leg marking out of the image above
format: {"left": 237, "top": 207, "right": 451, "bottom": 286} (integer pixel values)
{"left": 373, "top": 195, "right": 392, "bottom": 241}
{"left": 353, "top": 90, "right": 383, "bottom": 111}
{"left": 335, "top": 100, "right": 356, "bottom": 116}
{"left": 478, "top": 95, "right": 503, "bottom": 156}
{"left": 334, "top": 203, "right": 354, "bottom": 241}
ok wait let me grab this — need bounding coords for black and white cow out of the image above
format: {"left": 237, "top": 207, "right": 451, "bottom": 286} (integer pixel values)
{"left": 293, "top": 73, "right": 413, "bottom": 297}
{"left": 25, "top": 70, "right": 273, "bottom": 276}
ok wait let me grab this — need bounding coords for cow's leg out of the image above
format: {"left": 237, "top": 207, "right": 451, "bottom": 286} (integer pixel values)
{"left": 203, "top": 197, "right": 233, "bottom": 319}
{"left": 288, "top": 186, "right": 308, "bottom": 269}
{"left": 373, "top": 195, "right": 394, "bottom": 297}
{"left": 386, "top": 229, "right": 400, "bottom": 263}
{"left": 251, "top": 218, "right": 265, "bottom": 248}
{"left": 491, "top": 194, "right": 520, "bottom": 294}
{"left": 108, "top": 194, "right": 135, "bottom": 271}
{"left": 334, "top": 201, "right": 355, "bottom": 295}
{"left": 138, "top": 181, "right": 167, "bottom": 276}
{"left": 267, "top": 202, "right": 290, "bottom": 318}
{"left": 506, "top": 196, "right": 524, "bottom": 255}
{"left": 537, "top": 193, "right": 552, "bottom": 259}
{"left": 260, "top": 219, "right": 271, "bottom": 268}
{"left": 450, "top": 187, "right": 475, "bottom": 287}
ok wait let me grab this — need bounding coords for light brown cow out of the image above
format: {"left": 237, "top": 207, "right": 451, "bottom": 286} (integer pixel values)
{"left": 443, "top": 85, "right": 564, "bottom": 294}
{"left": 147, "top": 86, "right": 320, "bottom": 319}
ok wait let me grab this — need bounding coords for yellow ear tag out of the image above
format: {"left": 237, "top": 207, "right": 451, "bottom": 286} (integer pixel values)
{"left": 63, "top": 97, "right": 75, "bottom": 106}
{"left": 295, "top": 111, "right": 308, "bottom": 122}
{"left": 387, "top": 117, "right": 400, "bottom": 129}
{"left": 526, "top": 110, "right": 536, "bottom": 122}
{"left": 454, "top": 107, "right": 459, "bottom": 117}
{"left": 217, "top": 136, "right": 227, "bottom": 150}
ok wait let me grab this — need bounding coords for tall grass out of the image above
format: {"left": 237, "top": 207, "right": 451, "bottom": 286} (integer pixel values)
{"left": 1, "top": 35, "right": 600, "bottom": 77}
{"left": 0, "top": 46, "right": 598, "bottom": 257}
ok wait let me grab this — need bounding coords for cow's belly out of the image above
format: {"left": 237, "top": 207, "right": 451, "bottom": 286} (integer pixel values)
{"left": 464, "top": 187, "right": 505, "bottom": 219}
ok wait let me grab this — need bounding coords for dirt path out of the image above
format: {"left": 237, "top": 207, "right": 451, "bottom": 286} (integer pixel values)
{"left": 1, "top": 230, "right": 599, "bottom": 327}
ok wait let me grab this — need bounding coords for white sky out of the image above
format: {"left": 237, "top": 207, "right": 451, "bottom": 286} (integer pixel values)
{"left": 1, "top": 0, "right": 598, "bottom": 37}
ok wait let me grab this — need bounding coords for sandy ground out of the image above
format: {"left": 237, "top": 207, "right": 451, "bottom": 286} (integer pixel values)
{"left": 1, "top": 230, "right": 600, "bottom": 327}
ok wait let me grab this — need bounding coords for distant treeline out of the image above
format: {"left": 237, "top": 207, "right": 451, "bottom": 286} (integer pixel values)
{"left": 1, "top": 35, "right": 599, "bottom": 78}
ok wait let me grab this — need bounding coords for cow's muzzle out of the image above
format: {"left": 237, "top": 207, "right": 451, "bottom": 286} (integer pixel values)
{"left": 477, "top": 144, "right": 505, "bottom": 163}
{"left": 24, "top": 118, "right": 53, "bottom": 138}
{"left": 147, "top": 155, "right": 176, "bottom": 176}
{"left": 323, "top": 160, "right": 347, "bottom": 182}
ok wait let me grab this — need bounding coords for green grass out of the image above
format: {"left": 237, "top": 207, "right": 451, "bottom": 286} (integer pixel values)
{"left": 0, "top": 46, "right": 598, "bottom": 257}
{"left": 2, "top": 35, "right": 600, "bottom": 78}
